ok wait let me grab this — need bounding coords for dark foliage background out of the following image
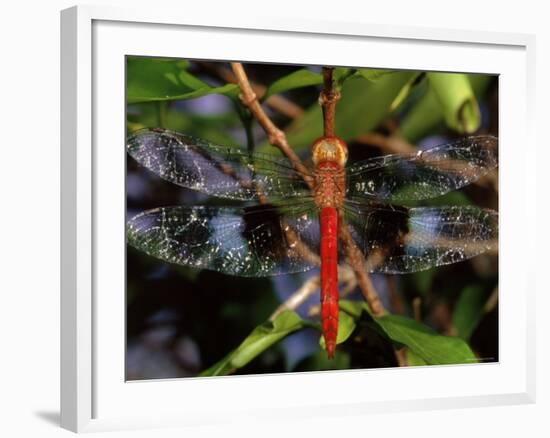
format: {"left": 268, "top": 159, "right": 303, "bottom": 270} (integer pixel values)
{"left": 126, "top": 58, "right": 498, "bottom": 380}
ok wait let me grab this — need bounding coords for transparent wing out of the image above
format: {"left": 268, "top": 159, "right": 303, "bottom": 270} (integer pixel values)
{"left": 342, "top": 201, "right": 498, "bottom": 274}
{"left": 127, "top": 128, "right": 312, "bottom": 201}
{"left": 346, "top": 136, "right": 498, "bottom": 202}
{"left": 127, "top": 203, "right": 321, "bottom": 277}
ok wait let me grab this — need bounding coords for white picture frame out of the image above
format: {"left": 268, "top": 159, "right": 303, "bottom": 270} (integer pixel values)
{"left": 60, "top": 4, "right": 536, "bottom": 433}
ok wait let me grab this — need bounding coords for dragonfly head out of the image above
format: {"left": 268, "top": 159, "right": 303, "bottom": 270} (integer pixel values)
{"left": 311, "top": 136, "right": 348, "bottom": 168}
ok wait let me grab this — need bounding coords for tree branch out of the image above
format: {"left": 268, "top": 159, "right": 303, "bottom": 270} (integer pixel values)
{"left": 319, "top": 67, "right": 341, "bottom": 137}
{"left": 355, "top": 132, "right": 416, "bottom": 155}
{"left": 198, "top": 61, "right": 304, "bottom": 119}
{"left": 337, "top": 218, "right": 386, "bottom": 317}
{"left": 269, "top": 275, "right": 320, "bottom": 321}
{"left": 230, "top": 62, "right": 314, "bottom": 189}
{"left": 273, "top": 266, "right": 357, "bottom": 320}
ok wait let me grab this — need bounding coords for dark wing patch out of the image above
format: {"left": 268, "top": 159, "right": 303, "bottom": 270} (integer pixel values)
{"left": 342, "top": 201, "right": 498, "bottom": 273}
{"left": 127, "top": 203, "right": 320, "bottom": 277}
{"left": 128, "top": 128, "right": 312, "bottom": 201}
{"left": 346, "top": 136, "right": 498, "bottom": 202}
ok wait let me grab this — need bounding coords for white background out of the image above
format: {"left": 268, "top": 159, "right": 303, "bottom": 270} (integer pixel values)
{"left": 0, "top": 0, "right": 547, "bottom": 437}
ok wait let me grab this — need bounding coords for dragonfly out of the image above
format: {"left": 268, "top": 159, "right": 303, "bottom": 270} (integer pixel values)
{"left": 126, "top": 128, "right": 498, "bottom": 359}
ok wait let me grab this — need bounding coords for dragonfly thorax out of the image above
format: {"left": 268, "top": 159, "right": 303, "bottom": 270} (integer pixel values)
{"left": 313, "top": 161, "right": 346, "bottom": 209}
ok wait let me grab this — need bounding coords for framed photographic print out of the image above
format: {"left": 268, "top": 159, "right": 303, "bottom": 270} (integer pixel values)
{"left": 61, "top": 5, "right": 536, "bottom": 433}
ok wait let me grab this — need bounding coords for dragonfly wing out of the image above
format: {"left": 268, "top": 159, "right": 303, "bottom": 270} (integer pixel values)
{"left": 128, "top": 128, "right": 312, "bottom": 201}
{"left": 127, "top": 203, "right": 321, "bottom": 277}
{"left": 346, "top": 136, "right": 498, "bottom": 202}
{"left": 342, "top": 201, "right": 498, "bottom": 274}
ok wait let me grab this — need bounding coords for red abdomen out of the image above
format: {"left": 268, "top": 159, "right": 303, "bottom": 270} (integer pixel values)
{"left": 320, "top": 206, "right": 338, "bottom": 359}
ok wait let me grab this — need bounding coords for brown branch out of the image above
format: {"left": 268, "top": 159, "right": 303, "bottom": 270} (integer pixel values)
{"left": 229, "top": 62, "right": 319, "bottom": 267}
{"left": 338, "top": 265, "right": 359, "bottom": 296}
{"left": 266, "top": 95, "right": 305, "bottom": 120}
{"left": 319, "top": 67, "right": 341, "bottom": 137}
{"left": 394, "top": 348, "right": 408, "bottom": 367}
{"left": 387, "top": 276, "right": 405, "bottom": 315}
{"left": 338, "top": 217, "right": 386, "bottom": 317}
{"left": 230, "top": 62, "right": 314, "bottom": 189}
{"left": 269, "top": 275, "right": 320, "bottom": 321}
{"left": 412, "top": 297, "right": 422, "bottom": 322}
{"left": 355, "top": 132, "right": 416, "bottom": 155}
{"left": 270, "top": 265, "right": 356, "bottom": 321}
{"left": 484, "top": 287, "right": 498, "bottom": 313}
{"left": 198, "top": 62, "right": 304, "bottom": 119}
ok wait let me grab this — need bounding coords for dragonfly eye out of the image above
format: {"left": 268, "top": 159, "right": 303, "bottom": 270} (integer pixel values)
{"left": 311, "top": 137, "right": 348, "bottom": 167}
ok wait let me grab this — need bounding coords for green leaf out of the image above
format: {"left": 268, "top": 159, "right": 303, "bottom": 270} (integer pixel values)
{"left": 126, "top": 57, "right": 238, "bottom": 104}
{"left": 399, "top": 86, "right": 443, "bottom": 142}
{"left": 333, "top": 67, "right": 354, "bottom": 85}
{"left": 330, "top": 72, "right": 417, "bottom": 141}
{"left": 199, "top": 310, "right": 306, "bottom": 376}
{"left": 426, "top": 72, "right": 481, "bottom": 133}
{"left": 262, "top": 67, "right": 381, "bottom": 99}
{"left": 338, "top": 300, "right": 477, "bottom": 365}
{"left": 263, "top": 71, "right": 416, "bottom": 154}
{"left": 400, "top": 74, "right": 492, "bottom": 142}
{"left": 264, "top": 69, "right": 323, "bottom": 99}
{"left": 127, "top": 103, "right": 241, "bottom": 147}
{"left": 452, "top": 286, "right": 486, "bottom": 340}
{"left": 339, "top": 299, "right": 369, "bottom": 318}
{"left": 334, "top": 68, "right": 398, "bottom": 85}
{"left": 355, "top": 68, "right": 399, "bottom": 82}
{"left": 376, "top": 314, "right": 477, "bottom": 365}
{"left": 406, "top": 348, "right": 428, "bottom": 366}
{"left": 319, "top": 310, "right": 357, "bottom": 350}
{"left": 174, "top": 68, "right": 210, "bottom": 90}
{"left": 389, "top": 76, "right": 418, "bottom": 112}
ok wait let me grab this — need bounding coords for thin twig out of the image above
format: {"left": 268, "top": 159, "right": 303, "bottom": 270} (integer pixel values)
{"left": 319, "top": 67, "right": 341, "bottom": 137}
{"left": 387, "top": 276, "right": 405, "bottom": 315}
{"left": 355, "top": 132, "right": 416, "bottom": 155}
{"left": 269, "top": 275, "right": 320, "bottom": 321}
{"left": 270, "top": 265, "right": 357, "bottom": 321}
{"left": 413, "top": 297, "right": 422, "bottom": 322}
{"left": 394, "top": 348, "right": 408, "bottom": 367}
{"left": 230, "top": 63, "right": 314, "bottom": 189}
{"left": 198, "top": 62, "right": 304, "bottom": 119}
{"left": 484, "top": 287, "right": 499, "bottom": 314}
{"left": 338, "top": 265, "right": 359, "bottom": 296}
{"left": 337, "top": 218, "right": 385, "bottom": 317}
